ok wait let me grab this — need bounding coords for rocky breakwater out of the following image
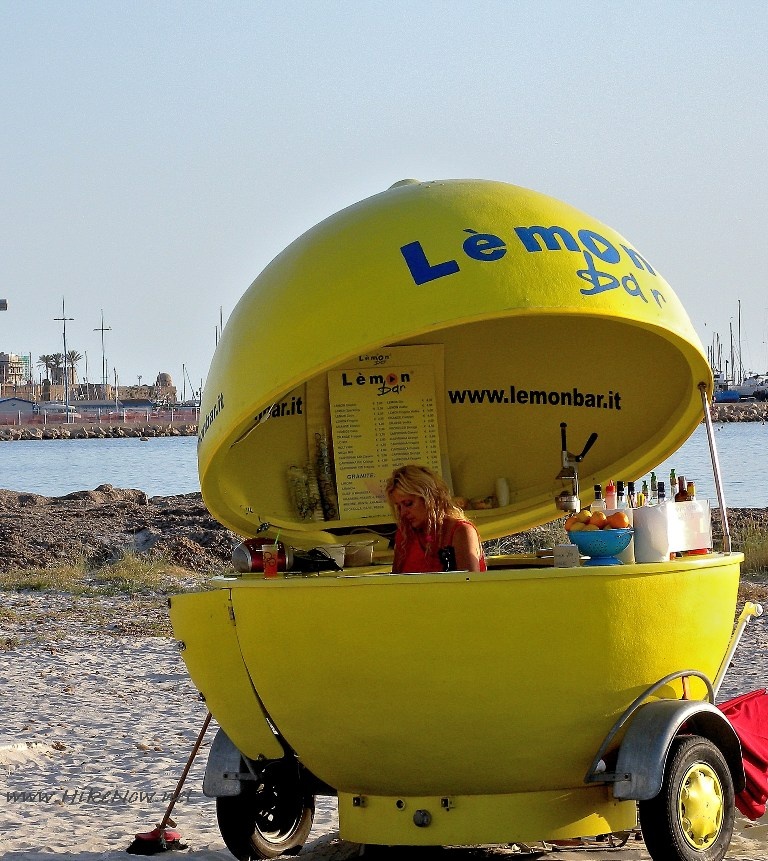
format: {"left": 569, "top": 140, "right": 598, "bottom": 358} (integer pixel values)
{"left": 0, "top": 423, "right": 198, "bottom": 441}
{"left": 710, "top": 401, "right": 768, "bottom": 423}
{"left": 0, "top": 485, "right": 236, "bottom": 573}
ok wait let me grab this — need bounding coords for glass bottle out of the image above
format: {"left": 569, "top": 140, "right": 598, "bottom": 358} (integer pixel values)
{"left": 639, "top": 480, "right": 649, "bottom": 507}
{"left": 592, "top": 484, "right": 606, "bottom": 511}
{"left": 669, "top": 468, "right": 677, "bottom": 494}
{"left": 675, "top": 475, "right": 689, "bottom": 502}
{"left": 657, "top": 480, "right": 667, "bottom": 503}
{"left": 686, "top": 480, "right": 696, "bottom": 500}
{"left": 627, "top": 481, "right": 637, "bottom": 508}
{"left": 616, "top": 480, "right": 628, "bottom": 509}
{"left": 650, "top": 472, "right": 658, "bottom": 504}
{"left": 605, "top": 479, "right": 617, "bottom": 510}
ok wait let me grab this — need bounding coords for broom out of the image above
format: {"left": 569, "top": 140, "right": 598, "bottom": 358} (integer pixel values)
{"left": 126, "top": 711, "right": 212, "bottom": 855}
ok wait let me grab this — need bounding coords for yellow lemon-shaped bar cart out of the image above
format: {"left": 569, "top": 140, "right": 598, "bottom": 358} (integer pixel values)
{"left": 170, "top": 179, "right": 748, "bottom": 861}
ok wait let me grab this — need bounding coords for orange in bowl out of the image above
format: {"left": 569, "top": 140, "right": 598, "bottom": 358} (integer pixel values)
{"left": 589, "top": 510, "right": 608, "bottom": 527}
{"left": 607, "top": 511, "right": 631, "bottom": 529}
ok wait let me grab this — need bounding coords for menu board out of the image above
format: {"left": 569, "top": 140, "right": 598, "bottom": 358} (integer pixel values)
{"left": 328, "top": 349, "right": 443, "bottom": 519}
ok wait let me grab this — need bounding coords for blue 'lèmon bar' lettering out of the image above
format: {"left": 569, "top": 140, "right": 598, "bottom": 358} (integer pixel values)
{"left": 400, "top": 223, "right": 658, "bottom": 290}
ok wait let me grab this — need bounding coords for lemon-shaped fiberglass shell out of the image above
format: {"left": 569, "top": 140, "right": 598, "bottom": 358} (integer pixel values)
{"left": 198, "top": 179, "right": 712, "bottom": 544}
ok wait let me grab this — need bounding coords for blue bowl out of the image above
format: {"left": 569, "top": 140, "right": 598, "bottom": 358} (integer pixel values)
{"left": 569, "top": 528, "right": 633, "bottom": 558}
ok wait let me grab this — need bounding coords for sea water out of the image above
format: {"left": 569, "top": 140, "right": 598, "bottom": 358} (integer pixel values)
{"left": 652, "top": 422, "right": 768, "bottom": 509}
{"left": 0, "top": 435, "right": 199, "bottom": 498}
{"left": 1, "top": 422, "right": 767, "bottom": 506}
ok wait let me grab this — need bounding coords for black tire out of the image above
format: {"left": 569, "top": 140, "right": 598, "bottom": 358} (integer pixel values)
{"left": 216, "top": 759, "right": 315, "bottom": 860}
{"left": 639, "top": 735, "right": 735, "bottom": 861}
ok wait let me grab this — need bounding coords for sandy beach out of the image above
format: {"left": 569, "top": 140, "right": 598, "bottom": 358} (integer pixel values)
{"left": 1, "top": 590, "right": 767, "bottom": 861}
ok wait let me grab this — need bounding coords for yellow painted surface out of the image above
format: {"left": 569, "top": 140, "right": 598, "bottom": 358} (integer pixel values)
{"left": 197, "top": 179, "right": 712, "bottom": 544}
{"left": 225, "top": 555, "right": 739, "bottom": 795}
{"left": 338, "top": 788, "right": 637, "bottom": 845}
{"left": 168, "top": 590, "right": 283, "bottom": 761}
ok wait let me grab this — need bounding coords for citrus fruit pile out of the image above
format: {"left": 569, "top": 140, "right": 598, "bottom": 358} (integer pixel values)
{"left": 565, "top": 509, "right": 631, "bottom": 532}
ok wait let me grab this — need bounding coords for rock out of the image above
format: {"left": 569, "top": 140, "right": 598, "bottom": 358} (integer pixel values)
{"left": 0, "top": 487, "right": 237, "bottom": 573}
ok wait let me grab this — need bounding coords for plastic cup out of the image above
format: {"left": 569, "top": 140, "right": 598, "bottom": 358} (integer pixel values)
{"left": 262, "top": 544, "right": 279, "bottom": 578}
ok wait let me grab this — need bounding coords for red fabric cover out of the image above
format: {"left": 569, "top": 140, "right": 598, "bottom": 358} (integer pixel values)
{"left": 718, "top": 688, "right": 768, "bottom": 819}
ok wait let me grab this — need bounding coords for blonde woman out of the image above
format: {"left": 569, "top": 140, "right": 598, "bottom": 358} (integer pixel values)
{"left": 385, "top": 464, "right": 486, "bottom": 573}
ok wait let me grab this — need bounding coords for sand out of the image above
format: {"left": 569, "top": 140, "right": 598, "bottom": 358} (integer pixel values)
{"left": 1, "top": 592, "right": 766, "bottom": 860}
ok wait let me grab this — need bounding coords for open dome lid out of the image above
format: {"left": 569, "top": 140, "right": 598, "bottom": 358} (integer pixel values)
{"left": 198, "top": 179, "right": 712, "bottom": 545}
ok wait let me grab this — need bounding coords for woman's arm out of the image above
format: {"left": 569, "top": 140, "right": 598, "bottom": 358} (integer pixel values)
{"left": 450, "top": 521, "right": 484, "bottom": 571}
{"left": 391, "top": 530, "right": 404, "bottom": 574}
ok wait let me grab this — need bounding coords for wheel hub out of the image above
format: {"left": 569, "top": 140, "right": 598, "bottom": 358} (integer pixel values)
{"left": 677, "top": 762, "right": 724, "bottom": 850}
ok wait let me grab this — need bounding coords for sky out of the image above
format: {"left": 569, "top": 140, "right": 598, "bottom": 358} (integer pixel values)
{"left": 2, "top": 1, "right": 767, "bottom": 394}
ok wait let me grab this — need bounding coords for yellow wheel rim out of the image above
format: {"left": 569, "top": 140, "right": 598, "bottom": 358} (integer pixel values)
{"left": 677, "top": 761, "right": 724, "bottom": 850}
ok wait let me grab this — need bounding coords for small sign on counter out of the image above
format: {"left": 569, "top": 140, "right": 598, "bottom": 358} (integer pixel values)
{"left": 554, "top": 544, "right": 581, "bottom": 568}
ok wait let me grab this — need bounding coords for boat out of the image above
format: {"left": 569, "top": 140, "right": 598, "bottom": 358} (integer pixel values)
{"left": 712, "top": 370, "right": 768, "bottom": 403}
{"left": 734, "top": 373, "right": 768, "bottom": 401}
{"left": 711, "top": 369, "right": 739, "bottom": 403}
{"left": 709, "top": 303, "right": 768, "bottom": 401}
{"left": 169, "top": 179, "right": 755, "bottom": 860}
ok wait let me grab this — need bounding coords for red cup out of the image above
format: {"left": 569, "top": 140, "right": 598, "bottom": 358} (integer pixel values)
{"left": 261, "top": 544, "right": 279, "bottom": 578}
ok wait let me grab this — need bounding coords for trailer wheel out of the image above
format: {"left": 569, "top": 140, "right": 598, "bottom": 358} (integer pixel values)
{"left": 216, "top": 760, "right": 315, "bottom": 860}
{"left": 639, "top": 735, "right": 735, "bottom": 861}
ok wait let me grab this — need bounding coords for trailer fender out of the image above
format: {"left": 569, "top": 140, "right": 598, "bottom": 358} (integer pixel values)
{"left": 203, "top": 727, "right": 248, "bottom": 797}
{"left": 612, "top": 699, "right": 744, "bottom": 800}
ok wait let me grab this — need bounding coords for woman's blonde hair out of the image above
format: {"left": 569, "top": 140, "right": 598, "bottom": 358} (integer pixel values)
{"left": 385, "top": 464, "right": 464, "bottom": 539}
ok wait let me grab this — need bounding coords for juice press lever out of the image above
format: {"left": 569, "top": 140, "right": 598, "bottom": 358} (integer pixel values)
{"left": 555, "top": 422, "right": 598, "bottom": 512}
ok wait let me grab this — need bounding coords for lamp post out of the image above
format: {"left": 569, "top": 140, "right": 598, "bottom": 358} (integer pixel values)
{"left": 0, "top": 300, "right": 5, "bottom": 400}
{"left": 54, "top": 299, "right": 74, "bottom": 422}
{"left": 94, "top": 311, "right": 111, "bottom": 397}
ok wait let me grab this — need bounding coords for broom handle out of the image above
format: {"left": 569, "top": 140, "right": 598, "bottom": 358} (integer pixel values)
{"left": 158, "top": 711, "right": 212, "bottom": 831}
{"left": 713, "top": 603, "right": 763, "bottom": 699}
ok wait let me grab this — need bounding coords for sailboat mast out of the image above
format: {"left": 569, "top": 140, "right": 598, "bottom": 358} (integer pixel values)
{"left": 729, "top": 322, "right": 734, "bottom": 385}
{"left": 738, "top": 299, "right": 743, "bottom": 383}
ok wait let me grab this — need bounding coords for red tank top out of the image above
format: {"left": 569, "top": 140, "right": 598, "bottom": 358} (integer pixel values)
{"left": 394, "top": 519, "right": 487, "bottom": 573}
